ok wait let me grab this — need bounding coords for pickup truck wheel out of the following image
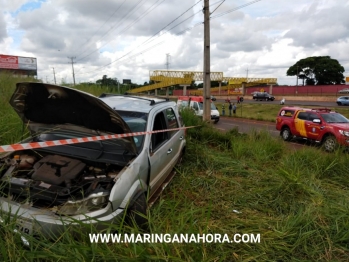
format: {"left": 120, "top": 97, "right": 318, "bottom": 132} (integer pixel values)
{"left": 281, "top": 127, "right": 292, "bottom": 141}
{"left": 126, "top": 193, "right": 148, "bottom": 229}
{"left": 322, "top": 135, "right": 338, "bottom": 152}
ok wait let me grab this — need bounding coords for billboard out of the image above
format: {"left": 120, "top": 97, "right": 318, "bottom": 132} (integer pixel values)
{"left": 0, "top": 54, "right": 37, "bottom": 70}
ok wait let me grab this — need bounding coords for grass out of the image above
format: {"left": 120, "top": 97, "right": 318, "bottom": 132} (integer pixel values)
{"left": 215, "top": 102, "right": 349, "bottom": 122}
{"left": 0, "top": 74, "right": 349, "bottom": 261}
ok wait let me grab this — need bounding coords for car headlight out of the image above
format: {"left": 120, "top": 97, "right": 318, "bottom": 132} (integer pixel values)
{"left": 339, "top": 130, "right": 349, "bottom": 137}
{"left": 57, "top": 192, "right": 109, "bottom": 216}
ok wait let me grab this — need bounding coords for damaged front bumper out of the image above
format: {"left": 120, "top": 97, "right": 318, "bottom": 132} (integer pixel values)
{"left": 0, "top": 197, "right": 125, "bottom": 242}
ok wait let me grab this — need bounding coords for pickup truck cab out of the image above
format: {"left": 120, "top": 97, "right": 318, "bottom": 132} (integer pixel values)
{"left": 276, "top": 106, "right": 349, "bottom": 151}
{"left": 177, "top": 96, "right": 220, "bottom": 123}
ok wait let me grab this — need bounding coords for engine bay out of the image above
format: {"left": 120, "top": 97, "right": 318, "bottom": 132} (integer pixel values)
{"left": 0, "top": 151, "right": 122, "bottom": 208}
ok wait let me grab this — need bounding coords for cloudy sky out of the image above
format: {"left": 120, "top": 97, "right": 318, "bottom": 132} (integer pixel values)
{"left": 1, "top": 0, "right": 348, "bottom": 86}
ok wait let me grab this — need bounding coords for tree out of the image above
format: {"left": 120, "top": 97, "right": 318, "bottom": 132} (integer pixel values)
{"left": 286, "top": 56, "right": 345, "bottom": 85}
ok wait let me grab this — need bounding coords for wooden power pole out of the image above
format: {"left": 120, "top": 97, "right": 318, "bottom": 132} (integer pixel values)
{"left": 203, "top": 0, "right": 211, "bottom": 122}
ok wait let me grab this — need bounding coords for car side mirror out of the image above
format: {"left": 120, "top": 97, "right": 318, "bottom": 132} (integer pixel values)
{"left": 313, "top": 119, "right": 321, "bottom": 124}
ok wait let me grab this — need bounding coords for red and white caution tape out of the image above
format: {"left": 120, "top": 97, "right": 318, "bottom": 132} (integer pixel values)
{"left": 0, "top": 126, "right": 197, "bottom": 153}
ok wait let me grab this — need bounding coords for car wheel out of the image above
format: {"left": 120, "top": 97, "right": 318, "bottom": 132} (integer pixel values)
{"left": 322, "top": 135, "right": 339, "bottom": 152}
{"left": 281, "top": 127, "right": 292, "bottom": 141}
{"left": 126, "top": 193, "right": 148, "bottom": 229}
{"left": 214, "top": 120, "right": 219, "bottom": 124}
{"left": 337, "top": 102, "right": 342, "bottom": 106}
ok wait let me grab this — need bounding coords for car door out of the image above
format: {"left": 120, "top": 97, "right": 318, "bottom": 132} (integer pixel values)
{"left": 294, "top": 111, "right": 308, "bottom": 137}
{"left": 304, "top": 112, "right": 322, "bottom": 140}
{"left": 148, "top": 107, "right": 182, "bottom": 195}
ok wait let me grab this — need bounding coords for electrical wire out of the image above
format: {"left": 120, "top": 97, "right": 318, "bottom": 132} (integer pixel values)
{"left": 78, "top": 0, "right": 262, "bottom": 77}
{"left": 76, "top": 0, "right": 148, "bottom": 62}
{"left": 210, "top": 0, "right": 261, "bottom": 19}
{"left": 72, "top": 0, "right": 127, "bottom": 57}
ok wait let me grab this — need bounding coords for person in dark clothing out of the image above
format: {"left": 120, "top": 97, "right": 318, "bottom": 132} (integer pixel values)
{"left": 228, "top": 102, "right": 232, "bottom": 116}
{"left": 233, "top": 103, "right": 236, "bottom": 115}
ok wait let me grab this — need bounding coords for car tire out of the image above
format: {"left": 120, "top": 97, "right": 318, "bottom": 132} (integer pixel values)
{"left": 281, "top": 127, "right": 292, "bottom": 141}
{"left": 322, "top": 135, "right": 339, "bottom": 152}
{"left": 214, "top": 120, "right": 219, "bottom": 124}
{"left": 126, "top": 193, "right": 148, "bottom": 229}
{"left": 337, "top": 102, "right": 342, "bottom": 106}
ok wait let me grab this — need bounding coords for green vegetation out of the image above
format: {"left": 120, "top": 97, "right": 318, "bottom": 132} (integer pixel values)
{"left": 286, "top": 56, "right": 345, "bottom": 85}
{"left": 0, "top": 74, "right": 348, "bottom": 261}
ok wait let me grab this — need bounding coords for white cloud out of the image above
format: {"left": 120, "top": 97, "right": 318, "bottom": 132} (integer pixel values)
{"left": 1, "top": 0, "right": 348, "bottom": 85}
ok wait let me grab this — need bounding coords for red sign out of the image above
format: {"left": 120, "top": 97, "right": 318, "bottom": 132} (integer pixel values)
{"left": 0, "top": 55, "right": 19, "bottom": 69}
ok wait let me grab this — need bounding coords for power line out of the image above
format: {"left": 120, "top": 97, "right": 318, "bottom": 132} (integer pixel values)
{"left": 76, "top": 0, "right": 160, "bottom": 62}
{"left": 79, "top": 0, "right": 262, "bottom": 77}
{"left": 210, "top": 0, "right": 262, "bottom": 19}
{"left": 210, "top": 0, "right": 225, "bottom": 15}
{"left": 72, "top": 0, "right": 127, "bottom": 57}
{"left": 78, "top": 2, "right": 203, "bottom": 75}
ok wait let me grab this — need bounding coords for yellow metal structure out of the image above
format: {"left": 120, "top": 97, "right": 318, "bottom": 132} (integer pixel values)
{"left": 193, "top": 77, "right": 278, "bottom": 95}
{"left": 128, "top": 70, "right": 277, "bottom": 94}
{"left": 129, "top": 70, "right": 224, "bottom": 93}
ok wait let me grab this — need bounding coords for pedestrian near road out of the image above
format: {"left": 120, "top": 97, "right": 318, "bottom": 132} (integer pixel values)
{"left": 237, "top": 96, "right": 240, "bottom": 104}
{"left": 222, "top": 103, "right": 225, "bottom": 116}
{"left": 228, "top": 102, "right": 232, "bottom": 116}
{"left": 233, "top": 103, "right": 236, "bottom": 115}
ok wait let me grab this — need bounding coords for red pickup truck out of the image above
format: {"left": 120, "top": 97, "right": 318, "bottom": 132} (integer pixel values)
{"left": 276, "top": 106, "right": 349, "bottom": 151}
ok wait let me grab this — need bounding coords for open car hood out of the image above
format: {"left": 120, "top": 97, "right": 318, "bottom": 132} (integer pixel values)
{"left": 10, "top": 82, "right": 137, "bottom": 155}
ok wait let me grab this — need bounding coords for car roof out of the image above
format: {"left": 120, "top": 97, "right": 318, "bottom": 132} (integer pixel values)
{"left": 280, "top": 106, "right": 335, "bottom": 114}
{"left": 99, "top": 94, "right": 174, "bottom": 113}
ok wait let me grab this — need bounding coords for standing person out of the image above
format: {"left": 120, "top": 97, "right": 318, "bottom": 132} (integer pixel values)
{"left": 237, "top": 95, "right": 240, "bottom": 104}
{"left": 233, "top": 103, "right": 236, "bottom": 115}
{"left": 228, "top": 102, "right": 232, "bottom": 116}
{"left": 222, "top": 103, "right": 225, "bottom": 116}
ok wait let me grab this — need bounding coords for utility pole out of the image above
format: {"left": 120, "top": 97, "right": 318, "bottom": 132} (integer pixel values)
{"left": 52, "top": 67, "right": 56, "bottom": 84}
{"left": 203, "top": 0, "right": 211, "bottom": 122}
{"left": 246, "top": 68, "right": 249, "bottom": 79}
{"left": 166, "top": 53, "right": 171, "bottom": 70}
{"left": 68, "top": 56, "right": 76, "bottom": 86}
{"left": 296, "top": 66, "right": 299, "bottom": 94}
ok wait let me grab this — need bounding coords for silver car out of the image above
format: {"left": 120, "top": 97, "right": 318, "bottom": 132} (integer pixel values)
{"left": 0, "top": 82, "right": 186, "bottom": 239}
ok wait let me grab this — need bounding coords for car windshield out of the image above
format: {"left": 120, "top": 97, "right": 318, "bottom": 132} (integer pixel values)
{"left": 116, "top": 110, "right": 148, "bottom": 152}
{"left": 320, "top": 113, "right": 349, "bottom": 123}
{"left": 198, "top": 102, "right": 217, "bottom": 110}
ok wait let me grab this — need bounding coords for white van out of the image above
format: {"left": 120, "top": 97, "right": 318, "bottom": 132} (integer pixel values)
{"left": 177, "top": 96, "right": 220, "bottom": 123}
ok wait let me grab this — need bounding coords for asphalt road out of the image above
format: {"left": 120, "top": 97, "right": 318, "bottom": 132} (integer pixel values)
{"left": 216, "top": 98, "right": 338, "bottom": 107}
{"left": 215, "top": 115, "right": 316, "bottom": 151}
{"left": 215, "top": 117, "right": 279, "bottom": 137}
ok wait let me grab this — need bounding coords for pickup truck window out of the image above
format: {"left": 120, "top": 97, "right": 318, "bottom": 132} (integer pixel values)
{"left": 321, "top": 113, "right": 349, "bottom": 123}
{"left": 297, "top": 112, "right": 308, "bottom": 120}
{"left": 280, "top": 109, "right": 295, "bottom": 117}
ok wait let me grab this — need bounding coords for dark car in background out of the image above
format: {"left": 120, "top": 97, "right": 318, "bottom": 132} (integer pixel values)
{"left": 252, "top": 92, "right": 275, "bottom": 101}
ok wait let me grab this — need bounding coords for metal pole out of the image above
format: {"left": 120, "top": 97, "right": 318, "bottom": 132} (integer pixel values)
{"left": 52, "top": 67, "right": 56, "bottom": 84}
{"left": 203, "top": 0, "right": 211, "bottom": 122}
{"left": 296, "top": 66, "right": 298, "bottom": 95}
{"left": 68, "top": 56, "right": 76, "bottom": 86}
